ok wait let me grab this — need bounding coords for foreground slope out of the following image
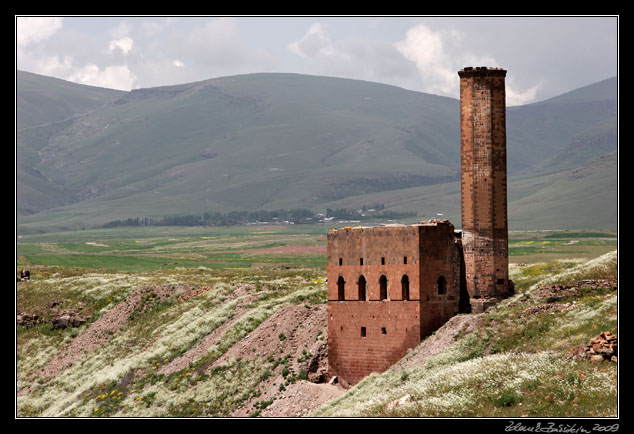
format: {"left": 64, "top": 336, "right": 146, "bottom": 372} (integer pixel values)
{"left": 313, "top": 250, "right": 617, "bottom": 418}
{"left": 16, "top": 225, "right": 617, "bottom": 417}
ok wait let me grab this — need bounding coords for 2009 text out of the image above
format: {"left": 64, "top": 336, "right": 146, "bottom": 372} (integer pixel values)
{"left": 505, "top": 421, "right": 619, "bottom": 433}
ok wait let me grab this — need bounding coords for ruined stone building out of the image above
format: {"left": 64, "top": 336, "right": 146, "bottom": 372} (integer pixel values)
{"left": 327, "top": 67, "right": 513, "bottom": 386}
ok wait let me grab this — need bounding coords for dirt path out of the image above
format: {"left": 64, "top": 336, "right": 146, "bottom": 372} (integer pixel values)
{"left": 207, "top": 245, "right": 327, "bottom": 255}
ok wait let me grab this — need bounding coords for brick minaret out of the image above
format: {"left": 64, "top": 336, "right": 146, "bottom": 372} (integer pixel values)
{"left": 458, "top": 66, "right": 510, "bottom": 313}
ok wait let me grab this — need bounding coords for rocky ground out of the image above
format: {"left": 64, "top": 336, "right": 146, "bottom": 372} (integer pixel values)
{"left": 18, "top": 280, "right": 345, "bottom": 417}
{"left": 17, "top": 274, "right": 617, "bottom": 417}
{"left": 212, "top": 303, "right": 343, "bottom": 417}
{"left": 18, "top": 285, "right": 192, "bottom": 397}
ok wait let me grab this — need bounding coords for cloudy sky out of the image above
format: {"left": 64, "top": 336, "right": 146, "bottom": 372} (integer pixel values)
{"left": 16, "top": 16, "right": 618, "bottom": 106}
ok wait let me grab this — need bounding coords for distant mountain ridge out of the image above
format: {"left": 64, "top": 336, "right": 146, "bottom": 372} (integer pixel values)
{"left": 16, "top": 70, "right": 125, "bottom": 131}
{"left": 16, "top": 70, "right": 617, "bottom": 232}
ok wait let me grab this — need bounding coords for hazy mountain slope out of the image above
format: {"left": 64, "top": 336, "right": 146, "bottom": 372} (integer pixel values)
{"left": 320, "top": 151, "right": 617, "bottom": 231}
{"left": 16, "top": 71, "right": 126, "bottom": 215}
{"left": 16, "top": 72, "right": 617, "bottom": 232}
{"left": 16, "top": 70, "right": 125, "bottom": 131}
{"left": 507, "top": 76, "right": 617, "bottom": 173}
{"left": 508, "top": 151, "right": 618, "bottom": 230}
{"left": 22, "top": 73, "right": 460, "bottom": 215}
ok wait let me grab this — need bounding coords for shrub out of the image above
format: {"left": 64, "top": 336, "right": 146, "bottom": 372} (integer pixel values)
{"left": 494, "top": 389, "right": 520, "bottom": 408}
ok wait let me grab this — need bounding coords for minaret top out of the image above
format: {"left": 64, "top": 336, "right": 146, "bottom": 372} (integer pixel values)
{"left": 458, "top": 66, "right": 507, "bottom": 78}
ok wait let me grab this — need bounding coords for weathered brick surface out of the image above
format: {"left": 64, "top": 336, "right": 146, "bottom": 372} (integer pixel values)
{"left": 458, "top": 66, "right": 510, "bottom": 310}
{"left": 327, "top": 221, "right": 461, "bottom": 385}
{"left": 327, "top": 66, "right": 511, "bottom": 385}
{"left": 327, "top": 301, "right": 421, "bottom": 386}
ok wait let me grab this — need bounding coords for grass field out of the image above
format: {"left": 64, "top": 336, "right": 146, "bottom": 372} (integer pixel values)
{"left": 16, "top": 225, "right": 330, "bottom": 273}
{"left": 508, "top": 229, "right": 617, "bottom": 264}
{"left": 15, "top": 224, "right": 618, "bottom": 418}
{"left": 17, "top": 225, "right": 617, "bottom": 273}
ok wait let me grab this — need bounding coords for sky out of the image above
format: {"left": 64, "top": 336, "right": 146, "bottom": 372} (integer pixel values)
{"left": 15, "top": 15, "right": 618, "bottom": 106}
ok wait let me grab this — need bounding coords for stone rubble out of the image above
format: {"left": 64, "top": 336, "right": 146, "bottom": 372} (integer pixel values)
{"left": 16, "top": 312, "right": 41, "bottom": 328}
{"left": 51, "top": 311, "right": 88, "bottom": 329}
{"left": 586, "top": 331, "right": 618, "bottom": 362}
{"left": 567, "top": 331, "right": 617, "bottom": 362}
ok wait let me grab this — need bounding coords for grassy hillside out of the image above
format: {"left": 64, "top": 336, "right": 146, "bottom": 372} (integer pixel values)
{"left": 16, "top": 70, "right": 125, "bottom": 131}
{"left": 16, "top": 72, "right": 617, "bottom": 232}
{"left": 507, "top": 76, "right": 617, "bottom": 173}
{"left": 16, "top": 226, "right": 617, "bottom": 418}
{"left": 36, "top": 74, "right": 458, "bottom": 200}
{"left": 313, "top": 249, "right": 617, "bottom": 418}
{"left": 508, "top": 152, "right": 618, "bottom": 230}
{"left": 301, "top": 150, "right": 618, "bottom": 231}
{"left": 16, "top": 71, "right": 125, "bottom": 215}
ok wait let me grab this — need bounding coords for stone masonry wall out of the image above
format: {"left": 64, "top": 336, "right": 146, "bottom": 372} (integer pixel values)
{"left": 327, "top": 301, "right": 421, "bottom": 386}
{"left": 327, "top": 221, "right": 461, "bottom": 385}
{"left": 459, "top": 66, "right": 510, "bottom": 311}
{"left": 325, "top": 66, "right": 512, "bottom": 385}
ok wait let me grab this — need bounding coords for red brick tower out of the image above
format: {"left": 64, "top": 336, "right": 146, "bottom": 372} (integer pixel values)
{"left": 458, "top": 66, "right": 510, "bottom": 313}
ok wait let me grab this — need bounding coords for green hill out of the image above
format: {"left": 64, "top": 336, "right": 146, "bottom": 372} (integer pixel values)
{"left": 16, "top": 71, "right": 125, "bottom": 215}
{"left": 507, "top": 76, "right": 617, "bottom": 173}
{"left": 16, "top": 70, "right": 125, "bottom": 131}
{"left": 16, "top": 72, "right": 617, "bottom": 233}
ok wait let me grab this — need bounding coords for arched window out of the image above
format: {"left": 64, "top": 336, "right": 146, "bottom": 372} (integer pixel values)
{"left": 401, "top": 275, "right": 410, "bottom": 300}
{"left": 358, "top": 275, "right": 367, "bottom": 301}
{"left": 437, "top": 275, "right": 447, "bottom": 295}
{"left": 379, "top": 275, "right": 388, "bottom": 300}
{"left": 337, "top": 276, "right": 346, "bottom": 300}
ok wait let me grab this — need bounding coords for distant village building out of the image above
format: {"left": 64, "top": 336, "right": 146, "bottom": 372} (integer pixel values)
{"left": 327, "top": 67, "right": 513, "bottom": 386}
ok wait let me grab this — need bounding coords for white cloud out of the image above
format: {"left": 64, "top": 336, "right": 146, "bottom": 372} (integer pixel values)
{"left": 395, "top": 23, "right": 540, "bottom": 105}
{"left": 288, "top": 23, "right": 416, "bottom": 87}
{"left": 506, "top": 81, "right": 541, "bottom": 106}
{"left": 24, "top": 50, "right": 137, "bottom": 91}
{"left": 140, "top": 21, "right": 164, "bottom": 37}
{"left": 109, "top": 21, "right": 132, "bottom": 39}
{"left": 34, "top": 55, "right": 74, "bottom": 77}
{"left": 179, "top": 18, "right": 274, "bottom": 71}
{"left": 288, "top": 23, "right": 334, "bottom": 58}
{"left": 172, "top": 59, "right": 184, "bottom": 67}
{"left": 67, "top": 64, "right": 137, "bottom": 90}
{"left": 395, "top": 24, "right": 458, "bottom": 97}
{"left": 108, "top": 37, "right": 134, "bottom": 55}
{"left": 16, "top": 17, "right": 63, "bottom": 48}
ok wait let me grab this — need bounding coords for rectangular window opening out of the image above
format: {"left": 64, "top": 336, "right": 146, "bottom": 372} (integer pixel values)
{"left": 403, "top": 256, "right": 407, "bottom": 264}
{"left": 339, "top": 258, "right": 342, "bottom": 266}
{"left": 360, "top": 258, "right": 364, "bottom": 266}
{"left": 381, "top": 257, "right": 385, "bottom": 265}
{"left": 381, "top": 327, "right": 387, "bottom": 335}
{"left": 360, "top": 327, "right": 366, "bottom": 338}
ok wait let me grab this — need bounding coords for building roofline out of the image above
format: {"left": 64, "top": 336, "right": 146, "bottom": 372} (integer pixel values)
{"left": 458, "top": 66, "right": 507, "bottom": 78}
{"left": 328, "top": 219, "right": 454, "bottom": 233}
